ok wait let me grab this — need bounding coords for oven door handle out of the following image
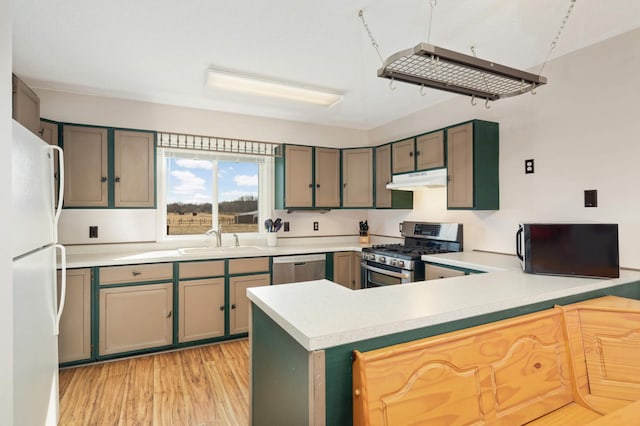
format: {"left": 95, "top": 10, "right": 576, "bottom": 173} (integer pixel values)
{"left": 361, "top": 262, "right": 411, "bottom": 280}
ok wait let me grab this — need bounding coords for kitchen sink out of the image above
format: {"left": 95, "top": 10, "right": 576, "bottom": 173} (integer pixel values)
{"left": 178, "top": 246, "right": 267, "bottom": 255}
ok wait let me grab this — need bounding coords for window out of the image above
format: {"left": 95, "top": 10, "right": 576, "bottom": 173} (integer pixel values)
{"left": 160, "top": 149, "right": 272, "bottom": 237}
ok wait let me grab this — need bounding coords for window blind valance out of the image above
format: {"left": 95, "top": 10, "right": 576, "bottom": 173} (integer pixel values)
{"left": 157, "top": 131, "right": 281, "bottom": 157}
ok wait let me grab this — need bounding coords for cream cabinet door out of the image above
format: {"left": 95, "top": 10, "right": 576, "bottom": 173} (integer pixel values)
{"left": 99, "top": 283, "right": 173, "bottom": 355}
{"left": 416, "top": 131, "right": 444, "bottom": 170}
{"left": 114, "top": 130, "right": 155, "bottom": 207}
{"left": 447, "top": 123, "right": 474, "bottom": 208}
{"left": 392, "top": 138, "right": 415, "bottom": 174}
{"left": 285, "top": 145, "right": 313, "bottom": 207}
{"left": 333, "top": 252, "right": 354, "bottom": 289}
{"left": 229, "top": 273, "right": 270, "bottom": 335}
{"left": 12, "top": 74, "right": 40, "bottom": 136}
{"left": 342, "top": 148, "right": 373, "bottom": 208}
{"left": 333, "top": 252, "right": 360, "bottom": 290}
{"left": 178, "top": 278, "right": 225, "bottom": 343}
{"left": 57, "top": 268, "right": 91, "bottom": 363}
{"left": 314, "top": 147, "right": 341, "bottom": 207}
{"left": 426, "top": 264, "right": 466, "bottom": 280}
{"left": 375, "top": 145, "right": 392, "bottom": 208}
{"left": 63, "top": 125, "right": 109, "bottom": 207}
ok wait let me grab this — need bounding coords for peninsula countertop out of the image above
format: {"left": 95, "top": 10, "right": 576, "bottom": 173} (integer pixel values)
{"left": 247, "top": 252, "right": 640, "bottom": 351}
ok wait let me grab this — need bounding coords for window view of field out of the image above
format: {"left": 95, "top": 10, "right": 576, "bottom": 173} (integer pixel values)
{"left": 165, "top": 155, "right": 261, "bottom": 236}
{"left": 166, "top": 197, "right": 259, "bottom": 235}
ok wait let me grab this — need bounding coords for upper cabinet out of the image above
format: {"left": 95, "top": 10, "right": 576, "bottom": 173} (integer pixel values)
{"left": 342, "top": 147, "right": 373, "bottom": 208}
{"left": 62, "top": 125, "right": 156, "bottom": 208}
{"left": 314, "top": 147, "right": 341, "bottom": 208}
{"left": 113, "top": 130, "right": 155, "bottom": 207}
{"left": 392, "top": 130, "right": 445, "bottom": 174}
{"left": 12, "top": 74, "right": 40, "bottom": 136}
{"left": 63, "top": 125, "right": 109, "bottom": 207}
{"left": 446, "top": 121, "right": 499, "bottom": 210}
{"left": 375, "top": 144, "right": 413, "bottom": 209}
{"left": 391, "top": 138, "right": 415, "bottom": 174}
{"left": 416, "top": 130, "right": 445, "bottom": 170}
{"left": 275, "top": 144, "right": 340, "bottom": 209}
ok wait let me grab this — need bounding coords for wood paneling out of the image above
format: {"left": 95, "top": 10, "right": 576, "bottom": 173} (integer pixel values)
{"left": 59, "top": 339, "right": 249, "bottom": 425}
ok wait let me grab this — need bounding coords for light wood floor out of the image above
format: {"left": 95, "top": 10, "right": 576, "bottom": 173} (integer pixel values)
{"left": 58, "top": 339, "right": 249, "bottom": 426}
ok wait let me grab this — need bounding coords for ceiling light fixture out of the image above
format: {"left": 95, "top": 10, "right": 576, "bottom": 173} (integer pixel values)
{"left": 205, "top": 69, "right": 343, "bottom": 107}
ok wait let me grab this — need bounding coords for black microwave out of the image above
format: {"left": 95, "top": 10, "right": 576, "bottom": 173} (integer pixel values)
{"left": 516, "top": 223, "right": 619, "bottom": 278}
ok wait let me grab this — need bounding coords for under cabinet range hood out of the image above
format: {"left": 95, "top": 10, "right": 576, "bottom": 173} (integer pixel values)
{"left": 386, "top": 168, "right": 447, "bottom": 191}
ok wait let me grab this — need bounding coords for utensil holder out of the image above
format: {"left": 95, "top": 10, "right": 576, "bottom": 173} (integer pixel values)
{"left": 267, "top": 233, "right": 277, "bottom": 247}
{"left": 359, "top": 234, "right": 370, "bottom": 244}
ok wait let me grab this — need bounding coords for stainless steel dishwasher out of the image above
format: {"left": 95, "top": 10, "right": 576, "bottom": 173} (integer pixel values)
{"left": 272, "top": 254, "right": 326, "bottom": 284}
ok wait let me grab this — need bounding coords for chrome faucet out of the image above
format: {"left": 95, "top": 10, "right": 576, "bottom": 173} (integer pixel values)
{"left": 233, "top": 233, "right": 239, "bottom": 247}
{"left": 205, "top": 229, "right": 222, "bottom": 247}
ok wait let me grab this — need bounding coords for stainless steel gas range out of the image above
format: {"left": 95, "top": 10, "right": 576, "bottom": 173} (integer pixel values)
{"left": 361, "top": 221, "right": 463, "bottom": 288}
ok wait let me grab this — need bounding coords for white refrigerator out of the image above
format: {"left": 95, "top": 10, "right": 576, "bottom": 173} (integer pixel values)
{"left": 12, "top": 121, "right": 66, "bottom": 425}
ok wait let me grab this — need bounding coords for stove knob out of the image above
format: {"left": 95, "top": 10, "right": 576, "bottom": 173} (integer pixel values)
{"left": 390, "top": 259, "right": 397, "bottom": 266}
{"left": 379, "top": 256, "right": 386, "bottom": 264}
{"left": 397, "top": 260, "right": 405, "bottom": 268}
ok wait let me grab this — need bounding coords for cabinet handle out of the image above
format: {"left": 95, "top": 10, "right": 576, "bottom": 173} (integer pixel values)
{"left": 415, "top": 150, "right": 420, "bottom": 156}
{"left": 447, "top": 175, "right": 452, "bottom": 182}
{"left": 316, "top": 184, "right": 320, "bottom": 188}
{"left": 131, "top": 271, "right": 141, "bottom": 276}
{"left": 343, "top": 183, "right": 347, "bottom": 188}
{"left": 219, "top": 305, "right": 225, "bottom": 311}
{"left": 115, "top": 177, "right": 121, "bottom": 183}
{"left": 231, "top": 304, "right": 236, "bottom": 309}
{"left": 409, "top": 152, "right": 413, "bottom": 157}
{"left": 308, "top": 183, "right": 313, "bottom": 188}
{"left": 166, "top": 310, "right": 172, "bottom": 318}
{"left": 101, "top": 176, "right": 107, "bottom": 182}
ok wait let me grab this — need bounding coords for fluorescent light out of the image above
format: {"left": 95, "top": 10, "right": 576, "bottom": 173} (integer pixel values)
{"left": 205, "top": 69, "right": 343, "bottom": 107}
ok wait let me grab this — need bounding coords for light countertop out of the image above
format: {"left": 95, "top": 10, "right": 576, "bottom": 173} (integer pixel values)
{"left": 62, "top": 239, "right": 368, "bottom": 268}
{"left": 422, "top": 250, "right": 522, "bottom": 272}
{"left": 248, "top": 253, "right": 640, "bottom": 351}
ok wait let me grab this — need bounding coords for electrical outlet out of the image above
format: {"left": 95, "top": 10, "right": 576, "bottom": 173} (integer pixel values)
{"left": 584, "top": 189, "right": 598, "bottom": 207}
{"left": 313, "top": 221, "right": 319, "bottom": 231}
{"left": 525, "top": 159, "right": 535, "bottom": 174}
{"left": 283, "top": 221, "right": 290, "bottom": 232}
{"left": 89, "top": 226, "right": 98, "bottom": 238}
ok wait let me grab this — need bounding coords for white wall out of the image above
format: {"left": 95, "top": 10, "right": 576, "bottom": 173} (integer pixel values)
{"left": 41, "top": 29, "right": 640, "bottom": 266}
{"left": 1, "top": 0, "right": 14, "bottom": 422}
{"left": 38, "top": 90, "right": 371, "bottom": 244}
{"left": 38, "top": 90, "right": 369, "bottom": 148}
{"left": 368, "top": 28, "right": 640, "bottom": 268}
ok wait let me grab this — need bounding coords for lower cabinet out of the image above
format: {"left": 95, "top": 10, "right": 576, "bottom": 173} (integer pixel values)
{"left": 333, "top": 251, "right": 361, "bottom": 290}
{"left": 425, "top": 263, "right": 483, "bottom": 280}
{"left": 229, "top": 273, "right": 270, "bottom": 335}
{"left": 178, "top": 278, "right": 225, "bottom": 343}
{"left": 57, "top": 268, "right": 92, "bottom": 364}
{"left": 99, "top": 282, "right": 173, "bottom": 356}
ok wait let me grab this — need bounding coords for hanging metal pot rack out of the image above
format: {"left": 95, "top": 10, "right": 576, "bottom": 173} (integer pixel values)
{"left": 359, "top": 0, "right": 577, "bottom": 105}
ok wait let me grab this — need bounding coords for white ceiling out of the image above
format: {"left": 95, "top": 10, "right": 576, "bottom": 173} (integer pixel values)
{"left": 12, "top": 0, "right": 640, "bottom": 130}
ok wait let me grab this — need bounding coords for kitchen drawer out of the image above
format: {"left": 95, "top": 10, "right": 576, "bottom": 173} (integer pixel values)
{"left": 228, "top": 257, "right": 269, "bottom": 275}
{"left": 179, "top": 260, "right": 225, "bottom": 279}
{"left": 99, "top": 263, "right": 173, "bottom": 285}
{"left": 425, "top": 264, "right": 465, "bottom": 280}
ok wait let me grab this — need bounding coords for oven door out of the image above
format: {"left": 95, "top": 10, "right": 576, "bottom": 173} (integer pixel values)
{"left": 361, "top": 261, "right": 413, "bottom": 288}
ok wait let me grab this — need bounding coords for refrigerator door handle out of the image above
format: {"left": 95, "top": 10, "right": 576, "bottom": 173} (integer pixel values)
{"left": 54, "top": 244, "right": 66, "bottom": 336}
{"left": 49, "top": 145, "right": 64, "bottom": 230}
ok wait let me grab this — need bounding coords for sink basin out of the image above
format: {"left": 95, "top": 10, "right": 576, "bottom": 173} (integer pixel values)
{"left": 178, "top": 246, "right": 266, "bottom": 255}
